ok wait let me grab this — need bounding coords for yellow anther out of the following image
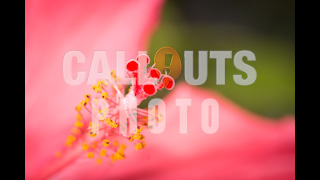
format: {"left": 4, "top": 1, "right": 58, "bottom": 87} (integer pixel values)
{"left": 67, "top": 135, "right": 76, "bottom": 142}
{"left": 110, "top": 70, "right": 118, "bottom": 81}
{"left": 110, "top": 70, "right": 116, "bottom": 78}
{"left": 110, "top": 150, "right": 125, "bottom": 162}
{"left": 75, "top": 120, "right": 83, "bottom": 128}
{"left": 107, "top": 117, "right": 111, "bottom": 122}
{"left": 100, "top": 149, "right": 107, "bottom": 157}
{"left": 80, "top": 100, "right": 87, "bottom": 107}
{"left": 135, "top": 142, "right": 145, "bottom": 150}
{"left": 55, "top": 151, "right": 62, "bottom": 158}
{"left": 120, "top": 144, "right": 126, "bottom": 150}
{"left": 101, "top": 92, "right": 108, "bottom": 99}
{"left": 111, "top": 121, "right": 118, "bottom": 128}
{"left": 133, "top": 133, "right": 144, "bottom": 140}
{"left": 82, "top": 143, "right": 89, "bottom": 151}
{"left": 84, "top": 94, "right": 91, "bottom": 100}
{"left": 133, "top": 134, "right": 144, "bottom": 140}
{"left": 114, "top": 151, "right": 125, "bottom": 160}
{"left": 92, "top": 85, "right": 97, "bottom": 91}
{"left": 89, "top": 131, "right": 97, "bottom": 137}
{"left": 75, "top": 105, "right": 82, "bottom": 112}
{"left": 128, "top": 135, "right": 134, "bottom": 142}
{"left": 87, "top": 152, "right": 95, "bottom": 159}
{"left": 117, "top": 148, "right": 124, "bottom": 154}
{"left": 137, "top": 125, "right": 143, "bottom": 133}
{"left": 105, "top": 117, "right": 111, "bottom": 124}
{"left": 102, "top": 139, "right": 110, "bottom": 147}
{"left": 139, "top": 135, "right": 145, "bottom": 140}
{"left": 96, "top": 158, "right": 102, "bottom": 164}
{"left": 96, "top": 87, "right": 102, "bottom": 93}
{"left": 97, "top": 81, "right": 103, "bottom": 88}
{"left": 76, "top": 113, "right": 83, "bottom": 121}
{"left": 92, "top": 85, "right": 101, "bottom": 93}
{"left": 110, "top": 154, "right": 117, "bottom": 162}
{"left": 105, "top": 118, "right": 117, "bottom": 128}
{"left": 135, "top": 143, "right": 142, "bottom": 150}
{"left": 133, "top": 133, "right": 139, "bottom": 139}
{"left": 71, "top": 127, "right": 81, "bottom": 135}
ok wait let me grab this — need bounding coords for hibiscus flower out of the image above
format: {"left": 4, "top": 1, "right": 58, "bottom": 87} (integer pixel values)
{"left": 25, "top": 0, "right": 295, "bottom": 179}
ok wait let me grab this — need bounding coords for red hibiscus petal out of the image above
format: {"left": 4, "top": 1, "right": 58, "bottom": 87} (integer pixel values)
{"left": 25, "top": 0, "right": 165, "bottom": 179}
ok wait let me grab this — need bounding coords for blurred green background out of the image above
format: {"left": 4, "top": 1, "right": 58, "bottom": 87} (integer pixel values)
{"left": 141, "top": 0, "right": 294, "bottom": 118}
